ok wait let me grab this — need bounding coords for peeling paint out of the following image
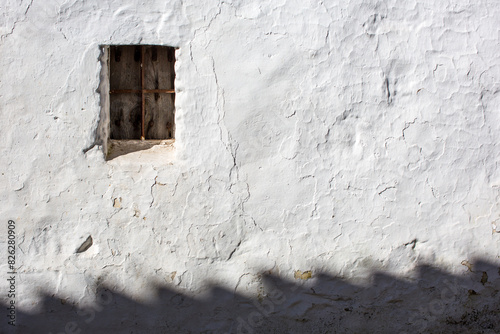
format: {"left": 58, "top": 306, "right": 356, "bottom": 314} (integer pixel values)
{"left": 294, "top": 270, "right": 313, "bottom": 280}
{"left": 113, "top": 198, "right": 121, "bottom": 208}
{"left": 461, "top": 260, "right": 473, "bottom": 272}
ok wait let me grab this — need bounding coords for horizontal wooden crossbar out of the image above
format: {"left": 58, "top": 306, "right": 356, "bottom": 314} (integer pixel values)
{"left": 110, "top": 89, "right": 175, "bottom": 94}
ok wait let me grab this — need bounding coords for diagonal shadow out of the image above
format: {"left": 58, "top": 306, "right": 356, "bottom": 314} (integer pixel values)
{"left": 3, "top": 260, "right": 500, "bottom": 333}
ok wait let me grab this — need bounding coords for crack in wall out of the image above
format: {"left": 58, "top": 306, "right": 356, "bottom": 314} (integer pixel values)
{"left": 402, "top": 118, "right": 417, "bottom": 140}
{"left": 1, "top": 0, "right": 34, "bottom": 40}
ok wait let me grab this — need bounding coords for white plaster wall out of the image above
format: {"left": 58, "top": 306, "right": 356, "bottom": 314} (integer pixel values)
{"left": 1, "top": 0, "right": 500, "bottom": 332}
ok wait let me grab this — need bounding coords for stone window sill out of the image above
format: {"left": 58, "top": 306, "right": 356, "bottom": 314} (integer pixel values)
{"left": 106, "top": 139, "right": 175, "bottom": 164}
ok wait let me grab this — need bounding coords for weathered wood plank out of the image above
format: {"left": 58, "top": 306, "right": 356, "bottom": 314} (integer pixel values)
{"left": 110, "top": 94, "right": 142, "bottom": 139}
{"left": 110, "top": 46, "right": 141, "bottom": 139}
{"left": 109, "top": 45, "right": 175, "bottom": 140}
{"left": 144, "top": 46, "right": 175, "bottom": 90}
{"left": 145, "top": 93, "right": 175, "bottom": 139}
{"left": 110, "top": 46, "right": 141, "bottom": 90}
{"left": 144, "top": 46, "right": 175, "bottom": 139}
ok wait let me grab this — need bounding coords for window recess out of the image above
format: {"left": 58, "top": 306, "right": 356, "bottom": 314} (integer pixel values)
{"left": 109, "top": 45, "right": 176, "bottom": 140}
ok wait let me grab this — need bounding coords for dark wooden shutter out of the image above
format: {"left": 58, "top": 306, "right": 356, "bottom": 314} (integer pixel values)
{"left": 109, "top": 45, "right": 175, "bottom": 140}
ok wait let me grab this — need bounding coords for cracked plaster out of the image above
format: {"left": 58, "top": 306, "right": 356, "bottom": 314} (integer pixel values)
{"left": 1, "top": 0, "right": 500, "bottom": 331}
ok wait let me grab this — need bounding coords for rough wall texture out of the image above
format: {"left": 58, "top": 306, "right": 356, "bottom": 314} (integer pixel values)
{"left": 1, "top": 0, "right": 500, "bottom": 333}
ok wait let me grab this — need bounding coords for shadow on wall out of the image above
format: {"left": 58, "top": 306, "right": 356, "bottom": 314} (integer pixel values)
{"left": 4, "top": 260, "right": 500, "bottom": 334}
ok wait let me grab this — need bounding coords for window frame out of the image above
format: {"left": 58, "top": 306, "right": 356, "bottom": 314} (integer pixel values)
{"left": 108, "top": 44, "right": 176, "bottom": 140}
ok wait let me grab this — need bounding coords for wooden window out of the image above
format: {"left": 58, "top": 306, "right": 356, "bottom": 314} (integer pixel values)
{"left": 109, "top": 45, "right": 175, "bottom": 140}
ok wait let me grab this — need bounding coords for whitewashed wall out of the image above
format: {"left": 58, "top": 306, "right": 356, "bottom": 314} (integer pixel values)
{"left": 1, "top": 0, "right": 500, "bottom": 332}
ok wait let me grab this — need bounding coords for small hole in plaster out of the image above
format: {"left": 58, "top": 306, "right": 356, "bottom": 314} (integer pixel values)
{"left": 76, "top": 236, "right": 93, "bottom": 253}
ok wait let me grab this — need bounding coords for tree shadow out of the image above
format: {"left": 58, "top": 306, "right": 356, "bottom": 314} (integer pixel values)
{"left": 4, "top": 259, "right": 500, "bottom": 333}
